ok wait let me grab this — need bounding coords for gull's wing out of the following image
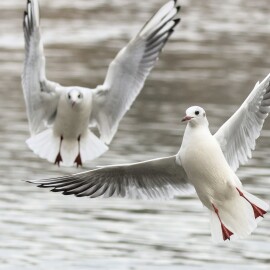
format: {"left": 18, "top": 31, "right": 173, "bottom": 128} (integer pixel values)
{"left": 91, "top": 1, "right": 181, "bottom": 144}
{"left": 27, "top": 155, "right": 194, "bottom": 199}
{"left": 214, "top": 73, "right": 270, "bottom": 172}
{"left": 22, "top": 0, "right": 61, "bottom": 135}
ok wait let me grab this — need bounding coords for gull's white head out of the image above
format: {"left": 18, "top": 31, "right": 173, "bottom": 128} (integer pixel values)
{"left": 66, "top": 89, "right": 84, "bottom": 107}
{"left": 182, "top": 106, "right": 208, "bottom": 127}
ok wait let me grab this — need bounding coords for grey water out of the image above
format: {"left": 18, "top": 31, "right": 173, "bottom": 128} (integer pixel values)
{"left": 0, "top": 0, "right": 270, "bottom": 269}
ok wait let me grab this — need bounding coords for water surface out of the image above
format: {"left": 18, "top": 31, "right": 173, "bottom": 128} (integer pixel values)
{"left": 0, "top": 0, "right": 270, "bottom": 269}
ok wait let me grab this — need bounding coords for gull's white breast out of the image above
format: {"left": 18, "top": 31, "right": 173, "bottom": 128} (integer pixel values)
{"left": 53, "top": 90, "right": 92, "bottom": 139}
{"left": 179, "top": 126, "right": 236, "bottom": 208}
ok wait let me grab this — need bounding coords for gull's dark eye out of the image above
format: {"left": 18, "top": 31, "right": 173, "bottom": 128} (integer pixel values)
{"left": 78, "top": 94, "right": 81, "bottom": 98}
{"left": 195, "top": 110, "right": 200, "bottom": 115}
{"left": 68, "top": 94, "right": 71, "bottom": 99}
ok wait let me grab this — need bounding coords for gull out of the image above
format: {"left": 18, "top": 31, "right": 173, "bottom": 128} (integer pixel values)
{"left": 22, "top": 0, "right": 181, "bottom": 167}
{"left": 27, "top": 73, "right": 270, "bottom": 241}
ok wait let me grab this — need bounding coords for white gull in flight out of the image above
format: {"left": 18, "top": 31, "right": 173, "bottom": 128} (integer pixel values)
{"left": 22, "top": 0, "right": 181, "bottom": 166}
{"left": 28, "top": 73, "right": 270, "bottom": 242}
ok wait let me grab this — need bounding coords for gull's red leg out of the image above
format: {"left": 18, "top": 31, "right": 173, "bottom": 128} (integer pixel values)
{"left": 74, "top": 135, "right": 82, "bottom": 167}
{"left": 236, "top": 188, "right": 267, "bottom": 219}
{"left": 55, "top": 135, "right": 63, "bottom": 166}
{"left": 212, "top": 204, "right": 233, "bottom": 241}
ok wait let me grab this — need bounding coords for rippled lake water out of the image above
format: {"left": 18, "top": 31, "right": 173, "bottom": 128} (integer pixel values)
{"left": 0, "top": 0, "right": 270, "bottom": 269}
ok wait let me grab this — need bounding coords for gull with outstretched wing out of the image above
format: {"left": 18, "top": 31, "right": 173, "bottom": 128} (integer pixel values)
{"left": 22, "top": 0, "right": 181, "bottom": 166}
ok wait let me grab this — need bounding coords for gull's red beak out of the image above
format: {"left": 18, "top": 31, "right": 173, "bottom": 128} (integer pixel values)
{"left": 182, "top": 116, "right": 193, "bottom": 122}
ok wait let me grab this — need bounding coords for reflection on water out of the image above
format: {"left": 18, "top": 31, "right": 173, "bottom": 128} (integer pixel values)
{"left": 0, "top": 0, "right": 270, "bottom": 269}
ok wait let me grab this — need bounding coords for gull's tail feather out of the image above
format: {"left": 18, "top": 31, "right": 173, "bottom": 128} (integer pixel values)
{"left": 60, "top": 139, "right": 78, "bottom": 167}
{"left": 27, "top": 129, "right": 108, "bottom": 166}
{"left": 60, "top": 130, "right": 109, "bottom": 167}
{"left": 26, "top": 129, "right": 59, "bottom": 164}
{"left": 79, "top": 130, "right": 108, "bottom": 164}
{"left": 210, "top": 189, "right": 268, "bottom": 242}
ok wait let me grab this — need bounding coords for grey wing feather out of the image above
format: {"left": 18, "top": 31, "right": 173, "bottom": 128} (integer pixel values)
{"left": 91, "top": 1, "right": 181, "bottom": 144}
{"left": 22, "top": 0, "right": 61, "bottom": 135}
{"left": 27, "top": 155, "right": 193, "bottom": 200}
{"left": 214, "top": 73, "right": 270, "bottom": 172}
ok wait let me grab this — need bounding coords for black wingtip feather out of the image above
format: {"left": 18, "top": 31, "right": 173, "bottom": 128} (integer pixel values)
{"left": 75, "top": 193, "right": 85, "bottom": 197}
{"left": 176, "top": 6, "right": 181, "bottom": 13}
{"left": 62, "top": 190, "right": 72, "bottom": 195}
{"left": 173, "top": 18, "right": 181, "bottom": 26}
{"left": 23, "top": 0, "right": 39, "bottom": 35}
{"left": 174, "top": 1, "right": 181, "bottom": 10}
{"left": 51, "top": 187, "right": 62, "bottom": 192}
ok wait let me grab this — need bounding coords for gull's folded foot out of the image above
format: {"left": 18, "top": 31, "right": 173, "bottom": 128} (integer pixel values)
{"left": 212, "top": 203, "right": 234, "bottom": 241}
{"left": 54, "top": 152, "right": 62, "bottom": 166}
{"left": 74, "top": 153, "right": 82, "bottom": 167}
{"left": 236, "top": 188, "right": 267, "bottom": 218}
{"left": 54, "top": 135, "right": 63, "bottom": 166}
{"left": 220, "top": 223, "right": 234, "bottom": 241}
{"left": 74, "top": 135, "right": 82, "bottom": 167}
